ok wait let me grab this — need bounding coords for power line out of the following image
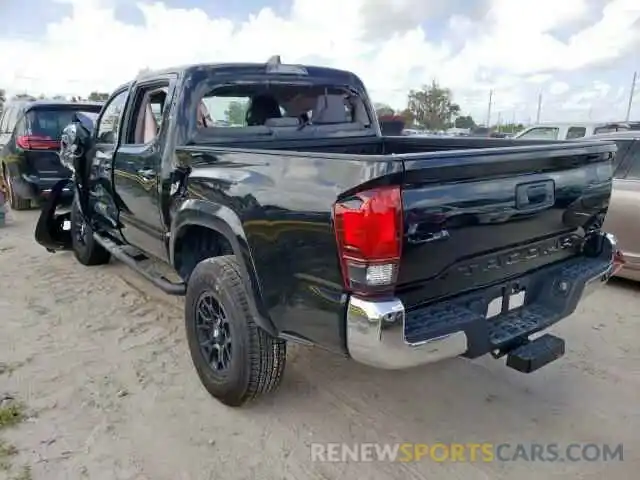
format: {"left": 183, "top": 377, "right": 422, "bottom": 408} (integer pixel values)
{"left": 625, "top": 71, "right": 637, "bottom": 122}
{"left": 485, "top": 89, "right": 493, "bottom": 126}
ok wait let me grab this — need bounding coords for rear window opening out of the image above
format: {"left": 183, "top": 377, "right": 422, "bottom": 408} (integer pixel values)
{"left": 193, "top": 83, "right": 373, "bottom": 142}
{"left": 23, "top": 108, "right": 101, "bottom": 140}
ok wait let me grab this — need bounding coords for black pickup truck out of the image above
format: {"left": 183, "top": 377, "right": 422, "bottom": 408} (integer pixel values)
{"left": 35, "top": 57, "right": 623, "bottom": 407}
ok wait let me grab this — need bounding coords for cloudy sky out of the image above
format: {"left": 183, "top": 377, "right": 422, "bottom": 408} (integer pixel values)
{"left": 0, "top": 0, "right": 638, "bottom": 125}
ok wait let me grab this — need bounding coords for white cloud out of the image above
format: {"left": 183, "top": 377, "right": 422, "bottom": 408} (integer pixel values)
{"left": 549, "top": 81, "right": 570, "bottom": 96}
{"left": 1, "top": 0, "right": 639, "bottom": 123}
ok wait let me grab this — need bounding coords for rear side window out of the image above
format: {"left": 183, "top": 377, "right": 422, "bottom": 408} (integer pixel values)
{"left": 0, "top": 110, "right": 7, "bottom": 132}
{"left": 1, "top": 107, "right": 19, "bottom": 133}
{"left": 124, "top": 84, "right": 169, "bottom": 145}
{"left": 518, "top": 127, "right": 559, "bottom": 140}
{"left": 623, "top": 141, "right": 640, "bottom": 180}
{"left": 24, "top": 108, "right": 100, "bottom": 140}
{"left": 96, "top": 91, "right": 128, "bottom": 144}
{"left": 566, "top": 126, "right": 586, "bottom": 139}
{"left": 612, "top": 140, "right": 633, "bottom": 177}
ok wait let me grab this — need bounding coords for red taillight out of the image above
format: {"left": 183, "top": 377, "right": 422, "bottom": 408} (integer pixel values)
{"left": 333, "top": 185, "right": 403, "bottom": 296}
{"left": 16, "top": 135, "right": 60, "bottom": 150}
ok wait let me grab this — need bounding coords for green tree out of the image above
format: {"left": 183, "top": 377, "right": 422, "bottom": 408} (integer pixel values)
{"left": 0, "top": 88, "right": 5, "bottom": 114}
{"left": 494, "top": 122, "right": 525, "bottom": 134}
{"left": 397, "top": 108, "right": 415, "bottom": 127}
{"left": 406, "top": 80, "right": 460, "bottom": 130}
{"left": 88, "top": 91, "right": 110, "bottom": 101}
{"left": 374, "top": 102, "right": 394, "bottom": 118}
{"left": 224, "top": 101, "right": 247, "bottom": 125}
{"left": 454, "top": 115, "right": 476, "bottom": 129}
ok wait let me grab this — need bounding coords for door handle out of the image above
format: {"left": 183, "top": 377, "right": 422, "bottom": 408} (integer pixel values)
{"left": 515, "top": 180, "right": 555, "bottom": 210}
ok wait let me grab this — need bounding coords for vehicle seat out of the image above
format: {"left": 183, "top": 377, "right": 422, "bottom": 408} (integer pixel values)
{"left": 246, "top": 94, "right": 282, "bottom": 126}
{"left": 264, "top": 117, "right": 300, "bottom": 127}
{"left": 312, "top": 95, "right": 347, "bottom": 124}
{"left": 198, "top": 101, "right": 212, "bottom": 128}
{"left": 135, "top": 101, "right": 158, "bottom": 144}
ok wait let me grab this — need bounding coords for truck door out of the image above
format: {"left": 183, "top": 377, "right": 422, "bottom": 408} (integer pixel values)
{"left": 90, "top": 88, "right": 129, "bottom": 235}
{"left": 112, "top": 75, "right": 177, "bottom": 262}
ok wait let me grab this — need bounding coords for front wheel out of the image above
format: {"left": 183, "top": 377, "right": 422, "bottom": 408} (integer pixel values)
{"left": 70, "top": 197, "right": 111, "bottom": 266}
{"left": 185, "top": 255, "right": 286, "bottom": 407}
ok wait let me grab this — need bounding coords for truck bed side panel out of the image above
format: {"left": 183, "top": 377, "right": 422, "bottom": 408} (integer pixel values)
{"left": 180, "top": 147, "right": 402, "bottom": 352}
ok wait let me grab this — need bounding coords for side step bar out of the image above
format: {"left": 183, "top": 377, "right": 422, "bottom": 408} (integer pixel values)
{"left": 93, "top": 233, "right": 186, "bottom": 296}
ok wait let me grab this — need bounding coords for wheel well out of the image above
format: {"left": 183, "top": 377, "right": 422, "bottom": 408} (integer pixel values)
{"left": 173, "top": 225, "right": 234, "bottom": 281}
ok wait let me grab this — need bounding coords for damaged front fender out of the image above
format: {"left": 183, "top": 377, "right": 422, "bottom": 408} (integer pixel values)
{"left": 35, "top": 118, "right": 95, "bottom": 253}
{"left": 34, "top": 178, "right": 75, "bottom": 252}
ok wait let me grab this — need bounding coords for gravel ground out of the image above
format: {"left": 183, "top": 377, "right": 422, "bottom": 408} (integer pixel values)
{"left": 0, "top": 209, "right": 638, "bottom": 480}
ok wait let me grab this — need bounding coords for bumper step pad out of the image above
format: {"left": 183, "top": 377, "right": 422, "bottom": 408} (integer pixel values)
{"left": 403, "top": 256, "right": 612, "bottom": 352}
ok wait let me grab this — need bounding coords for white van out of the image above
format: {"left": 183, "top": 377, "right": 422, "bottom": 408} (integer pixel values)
{"left": 514, "top": 122, "right": 630, "bottom": 140}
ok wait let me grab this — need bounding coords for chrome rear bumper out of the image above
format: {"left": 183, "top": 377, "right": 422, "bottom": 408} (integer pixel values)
{"left": 346, "top": 232, "right": 620, "bottom": 370}
{"left": 346, "top": 297, "right": 468, "bottom": 369}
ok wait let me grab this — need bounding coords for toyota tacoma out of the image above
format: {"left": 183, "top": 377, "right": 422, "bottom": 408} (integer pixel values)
{"left": 35, "top": 57, "right": 623, "bottom": 407}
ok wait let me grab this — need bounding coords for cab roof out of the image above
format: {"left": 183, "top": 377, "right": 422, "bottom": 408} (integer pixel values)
{"left": 5, "top": 99, "right": 104, "bottom": 111}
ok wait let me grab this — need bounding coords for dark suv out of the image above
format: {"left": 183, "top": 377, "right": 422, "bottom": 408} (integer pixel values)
{"left": 0, "top": 100, "right": 103, "bottom": 209}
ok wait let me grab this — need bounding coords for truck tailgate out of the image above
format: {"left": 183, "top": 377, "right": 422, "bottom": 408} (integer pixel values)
{"left": 396, "top": 141, "right": 615, "bottom": 309}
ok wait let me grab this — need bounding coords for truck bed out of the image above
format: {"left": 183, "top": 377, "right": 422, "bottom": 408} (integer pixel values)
{"left": 192, "top": 131, "right": 561, "bottom": 155}
{"left": 180, "top": 134, "right": 615, "bottom": 352}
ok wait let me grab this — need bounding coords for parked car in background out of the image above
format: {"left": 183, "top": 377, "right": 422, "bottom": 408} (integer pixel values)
{"left": 589, "top": 130, "right": 640, "bottom": 281}
{"left": 0, "top": 99, "right": 103, "bottom": 209}
{"left": 378, "top": 114, "right": 405, "bottom": 135}
{"left": 467, "top": 126, "right": 507, "bottom": 138}
{"left": 469, "top": 126, "right": 491, "bottom": 137}
{"left": 515, "top": 122, "right": 631, "bottom": 141}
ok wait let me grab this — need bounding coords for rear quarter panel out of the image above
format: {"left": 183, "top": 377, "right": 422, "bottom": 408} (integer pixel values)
{"left": 178, "top": 147, "right": 402, "bottom": 352}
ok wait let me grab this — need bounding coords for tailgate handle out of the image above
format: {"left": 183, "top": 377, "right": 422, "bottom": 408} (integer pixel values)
{"left": 516, "top": 180, "right": 555, "bottom": 210}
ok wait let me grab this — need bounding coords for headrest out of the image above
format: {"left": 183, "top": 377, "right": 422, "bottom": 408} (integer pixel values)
{"left": 142, "top": 102, "right": 157, "bottom": 144}
{"left": 247, "top": 94, "right": 282, "bottom": 126}
{"left": 312, "top": 95, "right": 347, "bottom": 124}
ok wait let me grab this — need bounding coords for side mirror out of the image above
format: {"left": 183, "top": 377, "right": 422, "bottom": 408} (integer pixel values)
{"left": 73, "top": 112, "right": 95, "bottom": 134}
{"left": 60, "top": 120, "right": 94, "bottom": 177}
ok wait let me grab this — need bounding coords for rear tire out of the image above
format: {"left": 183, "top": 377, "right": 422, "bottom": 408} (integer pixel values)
{"left": 185, "top": 255, "right": 286, "bottom": 407}
{"left": 3, "top": 171, "right": 31, "bottom": 210}
{"left": 70, "top": 197, "right": 110, "bottom": 266}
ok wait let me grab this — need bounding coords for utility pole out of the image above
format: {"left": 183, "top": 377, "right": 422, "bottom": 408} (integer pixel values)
{"left": 535, "top": 92, "right": 542, "bottom": 123}
{"left": 486, "top": 89, "right": 493, "bottom": 127}
{"left": 625, "top": 71, "right": 637, "bottom": 122}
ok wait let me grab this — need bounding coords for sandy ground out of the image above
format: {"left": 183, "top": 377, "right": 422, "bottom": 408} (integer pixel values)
{"left": 0, "top": 209, "right": 638, "bottom": 480}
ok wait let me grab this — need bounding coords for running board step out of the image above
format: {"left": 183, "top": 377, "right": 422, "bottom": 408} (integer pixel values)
{"left": 505, "top": 334, "right": 565, "bottom": 373}
{"left": 93, "top": 234, "right": 186, "bottom": 296}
